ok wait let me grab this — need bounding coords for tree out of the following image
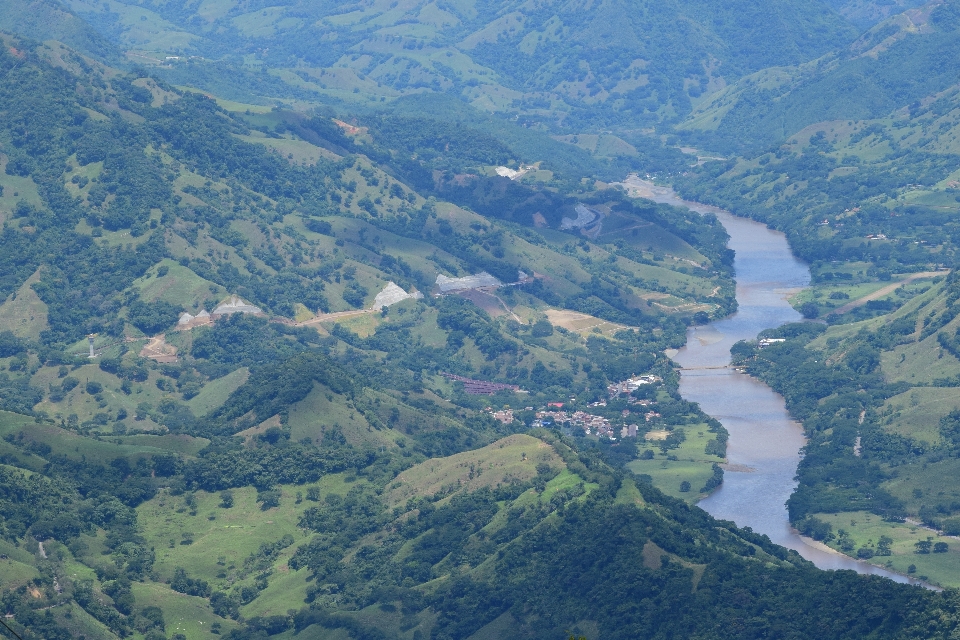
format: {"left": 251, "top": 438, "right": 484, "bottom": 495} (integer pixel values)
{"left": 219, "top": 490, "right": 234, "bottom": 508}
{"left": 257, "top": 488, "right": 281, "bottom": 510}
{"left": 531, "top": 319, "right": 554, "bottom": 338}
{"left": 934, "top": 541, "right": 949, "bottom": 553}
{"left": 877, "top": 535, "right": 893, "bottom": 556}
{"left": 799, "top": 302, "right": 820, "bottom": 319}
{"left": 915, "top": 539, "right": 932, "bottom": 554}
{"left": 679, "top": 480, "right": 691, "bottom": 492}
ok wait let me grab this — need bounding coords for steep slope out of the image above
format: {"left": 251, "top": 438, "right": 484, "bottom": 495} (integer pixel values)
{"left": 0, "top": 0, "right": 118, "bottom": 62}
{"left": 680, "top": 1, "right": 960, "bottom": 152}
{"left": 0, "top": 34, "right": 759, "bottom": 638}
{"left": 671, "top": 0, "right": 960, "bottom": 587}
{"left": 56, "top": 0, "right": 856, "bottom": 130}
{"left": 825, "top": 0, "right": 927, "bottom": 28}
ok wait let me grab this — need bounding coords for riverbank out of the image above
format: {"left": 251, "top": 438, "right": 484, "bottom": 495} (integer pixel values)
{"left": 624, "top": 177, "right": 921, "bottom": 584}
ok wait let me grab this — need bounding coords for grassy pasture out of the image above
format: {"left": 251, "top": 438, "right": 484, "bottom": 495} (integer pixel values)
{"left": 386, "top": 434, "right": 562, "bottom": 507}
{"left": 882, "top": 331, "right": 960, "bottom": 385}
{"left": 880, "top": 457, "right": 960, "bottom": 516}
{"left": 134, "top": 259, "right": 220, "bottom": 311}
{"left": 814, "top": 510, "right": 960, "bottom": 588}
{"left": 878, "top": 387, "right": 960, "bottom": 444}
{"left": 32, "top": 360, "right": 177, "bottom": 430}
{"left": 187, "top": 366, "right": 249, "bottom": 416}
{"left": 627, "top": 423, "right": 724, "bottom": 502}
{"left": 131, "top": 581, "right": 239, "bottom": 638}
{"left": 236, "top": 132, "right": 338, "bottom": 164}
{"left": 138, "top": 478, "right": 355, "bottom": 584}
{"left": 0, "top": 269, "right": 48, "bottom": 340}
{"left": 287, "top": 383, "right": 367, "bottom": 442}
{"left": 0, "top": 413, "right": 201, "bottom": 462}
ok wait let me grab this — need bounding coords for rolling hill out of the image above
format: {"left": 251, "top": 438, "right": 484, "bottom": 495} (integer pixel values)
{"left": 46, "top": 0, "right": 860, "bottom": 133}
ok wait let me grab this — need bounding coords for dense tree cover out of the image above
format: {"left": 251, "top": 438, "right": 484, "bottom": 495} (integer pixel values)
{"left": 731, "top": 324, "right": 913, "bottom": 521}
{"left": 65, "top": 0, "right": 856, "bottom": 134}
{"left": 677, "top": 145, "right": 960, "bottom": 271}
{"left": 5, "top": 9, "right": 957, "bottom": 639}
{"left": 683, "top": 0, "right": 960, "bottom": 153}
{"left": 279, "top": 457, "right": 960, "bottom": 640}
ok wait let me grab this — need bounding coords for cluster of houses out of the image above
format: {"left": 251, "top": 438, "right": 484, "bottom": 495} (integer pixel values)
{"left": 484, "top": 393, "right": 663, "bottom": 439}
{"left": 532, "top": 408, "right": 616, "bottom": 436}
{"left": 489, "top": 408, "right": 517, "bottom": 425}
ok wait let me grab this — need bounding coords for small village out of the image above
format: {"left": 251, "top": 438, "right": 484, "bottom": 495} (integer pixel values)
{"left": 484, "top": 373, "right": 664, "bottom": 440}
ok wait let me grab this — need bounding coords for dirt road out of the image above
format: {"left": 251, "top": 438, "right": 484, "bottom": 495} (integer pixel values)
{"left": 831, "top": 271, "right": 940, "bottom": 315}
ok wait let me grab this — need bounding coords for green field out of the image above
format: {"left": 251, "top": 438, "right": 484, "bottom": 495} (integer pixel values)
{"left": 186, "top": 367, "right": 250, "bottom": 416}
{"left": 813, "top": 510, "right": 960, "bottom": 588}
{"left": 134, "top": 260, "right": 222, "bottom": 311}
{"left": 0, "top": 269, "right": 48, "bottom": 339}
{"left": 626, "top": 424, "right": 724, "bottom": 502}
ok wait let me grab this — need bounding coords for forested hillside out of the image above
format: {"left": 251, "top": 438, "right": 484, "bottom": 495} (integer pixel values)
{"left": 679, "top": 1, "right": 960, "bottom": 152}
{"left": 0, "top": 32, "right": 752, "bottom": 640}
{"left": 6, "top": 0, "right": 960, "bottom": 637}
{"left": 47, "top": 0, "right": 859, "bottom": 134}
{"left": 674, "top": 0, "right": 960, "bottom": 587}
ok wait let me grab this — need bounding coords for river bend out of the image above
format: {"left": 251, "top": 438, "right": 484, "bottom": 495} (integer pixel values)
{"left": 625, "top": 177, "right": 916, "bottom": 583}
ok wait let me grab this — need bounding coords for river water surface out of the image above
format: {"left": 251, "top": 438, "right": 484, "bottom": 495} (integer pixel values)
{"left": 624, "top": 177, "right": 915, "bottom": 583}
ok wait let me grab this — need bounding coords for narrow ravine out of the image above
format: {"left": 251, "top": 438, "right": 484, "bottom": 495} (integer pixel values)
{"left": 625, "top": 177, "right": 918, "bottom": 584}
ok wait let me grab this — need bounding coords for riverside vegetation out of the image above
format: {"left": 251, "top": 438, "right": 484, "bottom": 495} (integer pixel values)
{"left": 677, "top": 0, "right": 960, "bottom": 588}
{"left": 4, "top": 0, "right": 960, "bottom": 638}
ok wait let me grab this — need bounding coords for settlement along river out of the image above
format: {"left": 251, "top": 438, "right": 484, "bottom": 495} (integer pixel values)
{"left": 623, "top": 177, "right": 914, "bottom": 583}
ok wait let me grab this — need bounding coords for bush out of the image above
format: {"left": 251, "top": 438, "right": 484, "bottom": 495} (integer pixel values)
{"left": 530, "top": 319, "right": 554, "bottom": 338}
{"left": 86, "top": 381, "right": 103, "bottom": 394}
{"left": 679, "top": 480, "right": 691, "bottom": 492}
{"left": 799, "top": 302, "right": 820, "bottom": 319}
{"left": 943, "top": 517, "right": 960, "bottom": 536}
{"left": 856, "top": 547, "right": 874, "bottom": 559}
{"left": 127, "top": 299, "right": 181, "bottom": 335}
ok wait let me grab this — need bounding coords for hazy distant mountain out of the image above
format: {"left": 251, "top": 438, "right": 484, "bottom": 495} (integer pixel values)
{"left": 679, "top": 1, "right": 960, "bottom": 152}
{"left": 824, "top": 0, "right": 927, "bottom": 28}
{"left": 58, "top": 0, "right": 857, "bottom": 131}
{"left": 0, "top": 0, "right": 117, "bottom": 61}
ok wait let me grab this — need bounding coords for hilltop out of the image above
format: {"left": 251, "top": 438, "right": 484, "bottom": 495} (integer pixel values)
{"left": 12, "top": 0, "right": 857, "bottom": 136}
{"left": 5, "top": 1, "right": 960, "bottom": 638}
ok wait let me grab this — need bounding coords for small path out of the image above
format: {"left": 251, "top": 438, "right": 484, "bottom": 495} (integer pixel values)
{"left": 492, "top": 294, "right": 522, "bottom": 323}
{"left": 831, "top": 271, "right": 940, "bottom": 315}
{"left": 296, "top": 308, "right": 375, "bottom": 326}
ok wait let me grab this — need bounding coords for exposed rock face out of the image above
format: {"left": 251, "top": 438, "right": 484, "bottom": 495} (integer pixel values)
{"left": 212, "top": 296, "right": 263, "bottom": 316}
{"left": 373, "top": 282, "right": 423, "bottom": 309}
{"left": 435, "top": 272, "right": 502, "bottom": 293}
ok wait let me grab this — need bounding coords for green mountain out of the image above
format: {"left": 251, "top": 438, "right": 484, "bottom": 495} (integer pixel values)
{"left": 6, "top": 0, "right": 960, "bottom": 637}
{"left": 51, "top": 0, "right": 857, "bottom": 131}
{"left": 670, "top": 0, "right": 960, "bottom": 588}
{"left": 679, "top": 1, "right": 960, "bottom": 153}
{"left": 0, "top": 34, "right": 767, "bottom": 640}
{"left": 825, "top": 0, "right": 927, "bottom": 29}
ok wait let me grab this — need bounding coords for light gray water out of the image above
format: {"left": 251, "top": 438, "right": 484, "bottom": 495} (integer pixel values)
{"left": 629, "top": 178, "right": 918, "bottom": 584}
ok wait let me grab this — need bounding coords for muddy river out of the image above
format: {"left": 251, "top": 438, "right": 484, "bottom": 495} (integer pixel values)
{"left": 623, "top": 176, "right": 917, "bottom": 583}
